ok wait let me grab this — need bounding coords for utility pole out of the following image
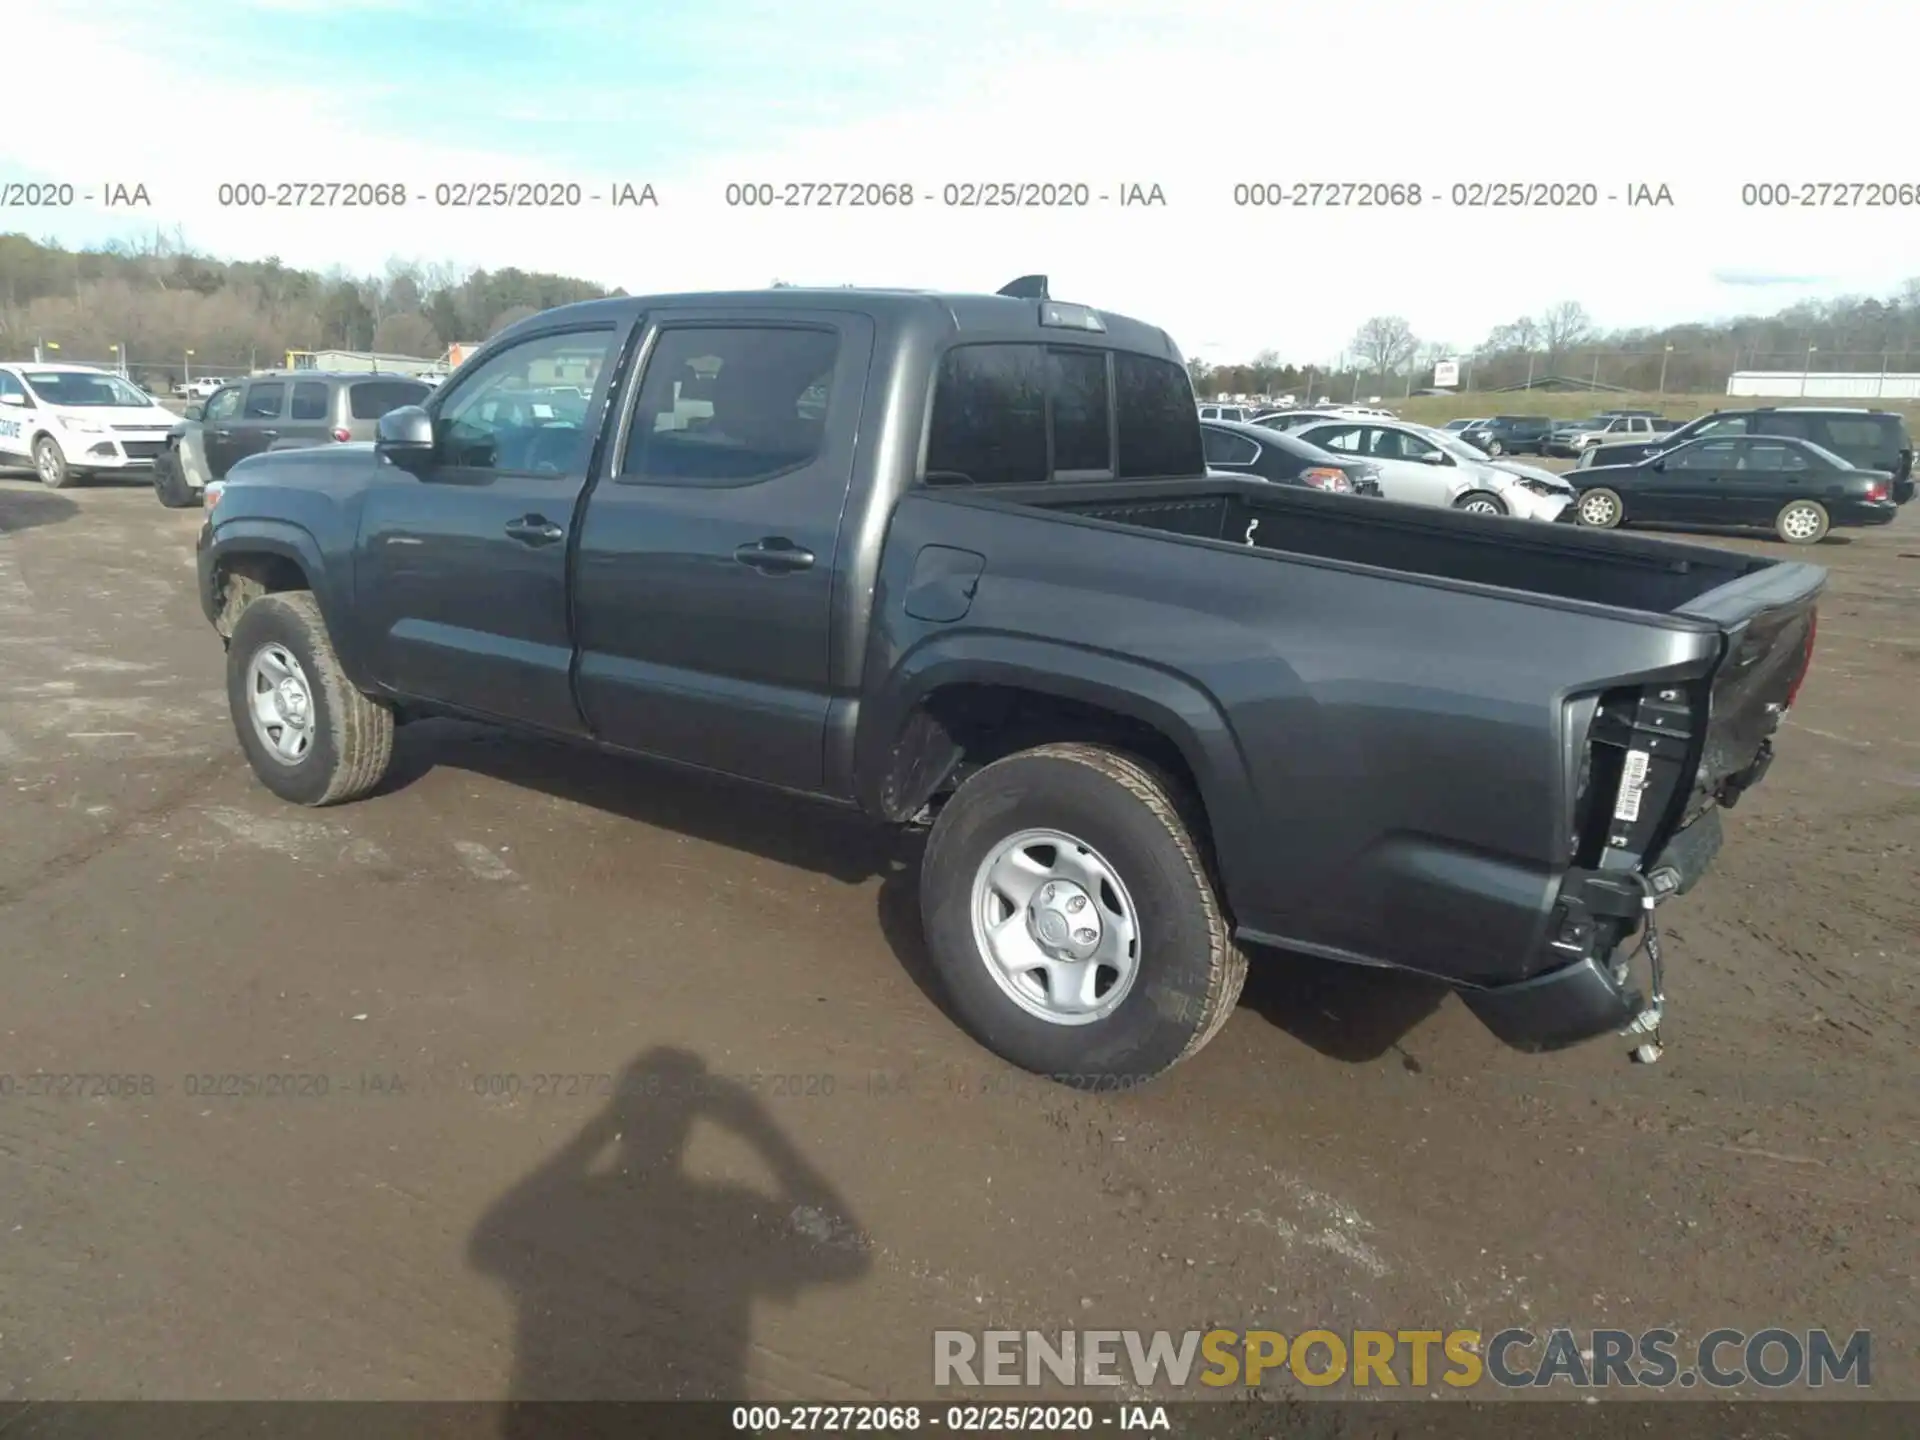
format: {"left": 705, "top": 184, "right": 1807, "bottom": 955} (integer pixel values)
{"left": 1658, "top": 344, "right": 1672, "bottom": 397}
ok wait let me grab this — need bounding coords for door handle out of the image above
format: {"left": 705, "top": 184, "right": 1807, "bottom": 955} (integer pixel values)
{"left": 504, "top": 515, "right": 565, "bottom": 546}
{"left": 259, "top": 429, "right": 277, "bottom": 437}
{"left": 733, "top": 536, "right": 815, "bottom": 573}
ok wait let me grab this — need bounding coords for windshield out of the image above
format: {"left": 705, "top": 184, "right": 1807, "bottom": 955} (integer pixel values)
{"left": 1424, "top": 428, "right": 1491, "bottom": 463}
{"left": 23, "top": 371, "right": 156, "bottom": 408}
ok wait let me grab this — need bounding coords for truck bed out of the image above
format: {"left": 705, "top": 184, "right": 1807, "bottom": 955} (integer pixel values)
{"left": 1008, "top": 476, "right": 1777, "bottom": 616}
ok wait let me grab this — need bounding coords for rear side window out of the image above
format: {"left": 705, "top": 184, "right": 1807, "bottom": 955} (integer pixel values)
{"left": 1116, "top": 353, "right": 1203, "bottom": 478}
{"left": 1201, "top": 428, "right": 1258, "bottom": 465}
{"left": 924, "top": 345, "right": 1049, "bottom": 485}
{"left": 242, "top": 383, "right": 284, "bottom": 418}
{"left": 350, "top": 380, "right": 431, "bottom": 419}
{"left": 621, "top": 325, "right": 840, "bottom": 486}
{"left": 290, "top": 382, "right": 329, "bottom": 421}
{"left": 1753, "top": 413, "right": 1811, "bottom": 440}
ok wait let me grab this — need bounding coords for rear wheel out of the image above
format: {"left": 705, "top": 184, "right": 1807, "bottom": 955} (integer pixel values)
{"left": 1775, "top": 498, "right": 1829, "bottom": 545}
{"left": 226, "top": 591, "right": 394, "bottom": 806}
{"left": 1577, "top": 487, "right": 1625, "bottom": 528}
{"left": 919, "top": 743, "right": 1247, "bottom": 1087}
{"left": 34, "top": 435, "right": 74, "bottom": 489}
{"left": 1453, "top": 491, "right": 1507, "bottom": 516}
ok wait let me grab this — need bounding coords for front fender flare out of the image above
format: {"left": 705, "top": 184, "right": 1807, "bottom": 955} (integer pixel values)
{"left": 200, "top": 518, "right": 373, "bottom": 689}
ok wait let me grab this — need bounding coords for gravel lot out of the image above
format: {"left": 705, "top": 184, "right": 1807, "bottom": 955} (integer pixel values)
{"left": 1, "top": 477, "right": 1914, "bottom": 1406}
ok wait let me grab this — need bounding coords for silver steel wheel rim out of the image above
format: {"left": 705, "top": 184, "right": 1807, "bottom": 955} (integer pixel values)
{"left": 969, "top": 828, "right": 1141, "bottom": 1026}
{"left": 1781, "top": 504, "right": 1820, "bottom": 540}
{"left": 245, "top": 643, "right": 316, "bottom": 764}
{"left": 1579, "top": 492, "right": 1618, "bottom": 526}
{"left": 1461, "top": 497, "right": 1501, "bottom": 514}
{"left": 35, "top": 443, "right": 59, "bottom": 483}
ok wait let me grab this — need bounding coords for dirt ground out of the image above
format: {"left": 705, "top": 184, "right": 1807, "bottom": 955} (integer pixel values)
{"left": 0, "top": 476, "right": 1913, "bottom": 1408}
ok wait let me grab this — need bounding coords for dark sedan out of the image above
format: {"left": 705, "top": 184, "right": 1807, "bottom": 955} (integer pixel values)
{"left": 1200, "top": 419, "right": 1383, "bottom": 495}
{"left": 1570, "top": 433, "right": 1898, "bottom": 544}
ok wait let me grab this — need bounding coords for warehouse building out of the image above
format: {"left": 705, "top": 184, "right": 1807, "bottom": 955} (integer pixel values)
{"left": 283, "top": 348, "right": 444, "bottom": 378}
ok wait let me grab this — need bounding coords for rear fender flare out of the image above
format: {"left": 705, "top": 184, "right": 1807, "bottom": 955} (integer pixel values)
{"left": 858, "top": 633, "right": 1264, "bottom": 903}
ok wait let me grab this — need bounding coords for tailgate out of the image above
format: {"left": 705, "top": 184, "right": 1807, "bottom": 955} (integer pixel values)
{"left": 1674, "top": 559, "right": 1825, "bottom": 821}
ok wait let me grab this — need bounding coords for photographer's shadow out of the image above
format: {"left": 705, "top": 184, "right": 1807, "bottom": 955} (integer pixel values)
{"left": 468, "top": 1046, "right": 870, "bottom": 1428}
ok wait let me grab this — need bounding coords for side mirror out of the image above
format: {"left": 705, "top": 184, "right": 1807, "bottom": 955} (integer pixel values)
{"left": 1650, "top": 458, "right": 1666, "bottom": 471}
{"left": 0, "top": 393, "right": 23, "bottom": 408}
{"left": 1420, "top": 451, "right": 1448, "bottom": 464}
{"left": 184, "top": 404, "right": 204, "bottom": 421}
{"left": 375, "top": 405, "right": 435, "bottom": 470}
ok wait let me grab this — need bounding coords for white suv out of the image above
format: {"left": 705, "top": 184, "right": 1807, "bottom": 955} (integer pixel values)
{"left": 0, "top": 363, "right": 179, "bottom": 488}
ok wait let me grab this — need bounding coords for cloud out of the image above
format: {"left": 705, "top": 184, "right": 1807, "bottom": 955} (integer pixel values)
{"left": 1, "top": 0, "right": 1912, "bottom": 360}
{"left": 1712, "top": 270, "right": 1828, "bottom": 288}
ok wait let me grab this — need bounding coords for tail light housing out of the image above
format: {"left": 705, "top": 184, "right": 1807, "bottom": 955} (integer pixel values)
{"left": 1864, "top": 478, "right": 1889, "bottom": 503}
{"left": 331, "top": 426, "right": 352, "bottom": 443}
{"left": 1302, "top": 467, "right": 1353, "bottom": 492}
{"left": 1785, "top": 611, "right": 1817, "bottom": 709}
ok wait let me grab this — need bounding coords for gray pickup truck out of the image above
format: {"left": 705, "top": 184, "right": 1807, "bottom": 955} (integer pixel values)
{"left": 195, "top": 278, "right": 1824, "bottom": 1086}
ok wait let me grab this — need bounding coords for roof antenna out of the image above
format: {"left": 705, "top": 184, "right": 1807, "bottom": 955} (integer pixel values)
{"left": 996, "top": 274, "right": 1049, "bottom": 300}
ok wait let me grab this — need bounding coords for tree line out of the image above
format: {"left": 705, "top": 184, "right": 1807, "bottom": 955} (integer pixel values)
{"left": 0, "top": 228, "right": 622, "bottom": 382}
{"left": 1196, "top": 278, "right": 1920, "bottom": 399}
{"left": 8, "top": 230, "right": 1920, "bottom": 398}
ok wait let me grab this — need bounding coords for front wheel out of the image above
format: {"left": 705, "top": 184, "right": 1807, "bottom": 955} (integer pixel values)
{"left": 153, "top": 455, "right": 197, "bottom": 508}
{"left": 34, "top": 436, "right": 75, "bottom": 489}
{"left": 1576, "top": 487, "right": 1625, "bottom": 528}
{"left": 1486, "top": 439, "right": 1506, "bottom": 456}
{"left": 919, "top": 743, "right": 1247, "bottom": 1087}
{"left": 1775, "top": 498, "right": 1829, "bottom": 545}
{"left": 1453, "top": 491, "right": 1507, "bottom": 516}
{"left": 226, "top": 591, "right": 394, "bottom": 806}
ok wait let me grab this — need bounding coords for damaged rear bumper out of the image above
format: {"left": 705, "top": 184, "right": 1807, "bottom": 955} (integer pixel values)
{"left": 1457, "top": 808, "right": 1724, "bottom": 1052}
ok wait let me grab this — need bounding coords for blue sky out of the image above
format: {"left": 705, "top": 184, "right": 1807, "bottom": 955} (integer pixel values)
{"left": 5, "top": 0, "right": 1916, "bottom": 362}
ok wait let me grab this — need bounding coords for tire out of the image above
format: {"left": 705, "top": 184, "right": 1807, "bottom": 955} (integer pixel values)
{"left": 226, "top": 591, "right": 394, "bottom": 806}
{"left": 1487, "top": 439, "right": 1506, "bottom": 456}
{"left": 33, "top": 435, "right": 75, "bottom": 489}
{"left": 1775, "top": 498, "right": 1829, "bottom": 545}
{"left": 1576, "top": 487, "right": 1625, "bottom": 528}
{"left": 1453, "top": 490, "right": 1508, "bottom": 516}
{"left": 153, "top": 455, "right": 196, "bottom": 508}
{"left": 919, "top": 742, "right": 1247, "bottom": 1087}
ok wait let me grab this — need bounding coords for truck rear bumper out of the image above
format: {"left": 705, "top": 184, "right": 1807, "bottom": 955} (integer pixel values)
{"left": 1459, "top": 807, "right": 1726, "bottom": 1052}
{"left": 1459, "top": 952, "right": 1642, "bottom": 1050}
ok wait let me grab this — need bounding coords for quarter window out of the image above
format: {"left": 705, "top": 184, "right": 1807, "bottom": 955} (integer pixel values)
{"left": 290, "top": 382, "right": 329, "bottom": 421}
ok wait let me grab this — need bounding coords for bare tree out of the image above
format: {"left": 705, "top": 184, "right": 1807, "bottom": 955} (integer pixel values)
{"left": 1350, "top": 315, "right": 1419, "bottom": 379}
{"left": 1539, "top": 301, "right": 1593, "bottom": 367}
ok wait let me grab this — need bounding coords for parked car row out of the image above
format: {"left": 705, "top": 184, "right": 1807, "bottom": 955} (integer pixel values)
{"left": 194, "top": 276, "right": 1825, "bottom": 1085}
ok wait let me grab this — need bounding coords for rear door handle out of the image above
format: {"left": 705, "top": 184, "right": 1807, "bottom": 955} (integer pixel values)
{"left": 504, "top": 514, "right": 565, "bottom": 546}
{"left": 733, "top": 537, "right": 815, "bottom": 573}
